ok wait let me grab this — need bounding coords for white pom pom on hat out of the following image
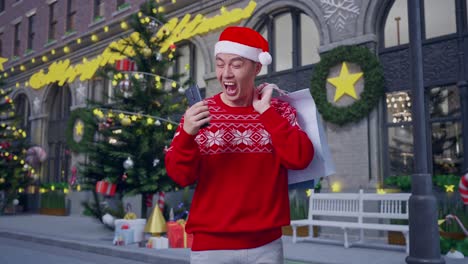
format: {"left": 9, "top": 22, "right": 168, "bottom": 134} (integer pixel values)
{"left": 215, "top": 26, "right": 272, "bottom": 65}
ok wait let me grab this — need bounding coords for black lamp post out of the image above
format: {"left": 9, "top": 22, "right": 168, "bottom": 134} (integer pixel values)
{"left": 405, "top": 1, "right": 444, "bottom": 263}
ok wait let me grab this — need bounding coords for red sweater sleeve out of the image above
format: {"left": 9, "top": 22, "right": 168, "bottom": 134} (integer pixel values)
{"left": 164, "top": 122, "right": 200, "bottom": 187}
{"left": 259, "top": 102, "right": 314, "bottom": 169}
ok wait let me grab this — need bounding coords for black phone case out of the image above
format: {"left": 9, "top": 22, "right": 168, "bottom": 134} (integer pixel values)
{"left": 185, "top": 84, "right": 203, "bottom": 106}
{"left": 185, "top": 84, "right": 209, "bottom": 128}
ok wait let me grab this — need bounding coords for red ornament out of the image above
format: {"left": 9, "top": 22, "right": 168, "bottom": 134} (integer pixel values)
{"left": 169, "top": 44, "right": 176, "bottom": 51}
{"left": 122, "top": 173, "right": 128, "bottom": 181}
{"left": 95, "top": 180, "right": 117, "bottom": 196}
{"left": 115, "top": 59, "right": 137, "bottom": 71}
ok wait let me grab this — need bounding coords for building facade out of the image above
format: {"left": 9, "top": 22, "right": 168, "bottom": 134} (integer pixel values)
{"left": 1, "top": 0, "right": 466, "bottom": 213}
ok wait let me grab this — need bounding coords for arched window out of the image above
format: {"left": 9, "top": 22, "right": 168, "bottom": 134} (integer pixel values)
{"left": 380, "top": 0, "right": 464, "bottom": 177}
{"left": 46, "top": 85, "right": 71, "bottom": 183}
{"left": 256, "top": 8, "right": 320, "bottom": 75}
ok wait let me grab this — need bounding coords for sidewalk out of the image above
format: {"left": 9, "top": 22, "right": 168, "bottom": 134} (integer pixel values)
{"left": 0, "top": 214, "right": 465, "bottom": 264}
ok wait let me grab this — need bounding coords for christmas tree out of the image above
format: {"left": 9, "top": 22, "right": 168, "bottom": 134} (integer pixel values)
{"left": 68, "top": 0, "right": 188, "bottom": 220}
{"left": 0, "top": 83, "right": 33, "bottom": 214}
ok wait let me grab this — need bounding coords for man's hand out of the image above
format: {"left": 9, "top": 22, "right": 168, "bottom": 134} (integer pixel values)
{"left": 253, "top": 83, "right": 275, "bottom": 114}
{"left": 183, "top": 101, "right": 211, "bottom": 135}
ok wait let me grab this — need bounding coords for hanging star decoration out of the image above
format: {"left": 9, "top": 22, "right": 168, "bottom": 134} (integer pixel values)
{"left": 327, "top": 62, "right": 363, "bottom": 102}
{"left": 0, "top": 57, "right": 8, "bottom": 71}
{"left": 444, "top": 184, "right": 455, "bottom": 193}
{"left": 74, "top": 120, "right": 84, "bottom": 136}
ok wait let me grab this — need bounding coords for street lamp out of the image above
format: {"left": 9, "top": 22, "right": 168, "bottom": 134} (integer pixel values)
{"left": 406, "top": 1, "right": 444, "bottom": 263}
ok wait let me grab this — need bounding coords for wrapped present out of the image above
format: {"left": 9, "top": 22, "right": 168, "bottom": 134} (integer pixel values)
{"left": 167, "top": 219, "right": 193, "bottom": 248}
{"left": 115, "top": 58, "right": 137, "bottom": 71}
{"left": 148, "top": 236, "right": 169, "bottom": 249}
{"left": 95, "top": 180, "right": 116, "bottom": 196}
{"left": 115, "top": 218, "right": 147, "bottom": 243}
{"left": 113, "top": 224, "right": 134, "bottom": 245}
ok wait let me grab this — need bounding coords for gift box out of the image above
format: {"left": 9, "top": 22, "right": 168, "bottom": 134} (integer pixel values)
{"left": 115, "top": 218, "right": 147, "bottom": 243}
{"left": 95, "top": 180, "right": 116, "bottom": 196}
{"left": 115, "top": 59, "right": 137, "bottom": 71}
{"left": 114, "top": 224, "right": 134, "bottom": 245}
{"left": 167, "top": 219, "right": 193, "bottom": 248}
{"left": 147, "top": 236, "right": 169, "bottom": 249}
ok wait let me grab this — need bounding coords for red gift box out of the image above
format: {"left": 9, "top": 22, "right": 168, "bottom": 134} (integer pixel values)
{"left": 167, "top": 220, "right": 193, "bottom": 248}
{"left": 96, "top": 180, "right": 116, "bottom": 196}
{"left": 115, "top": 59, "right": 137, "bottom": 71}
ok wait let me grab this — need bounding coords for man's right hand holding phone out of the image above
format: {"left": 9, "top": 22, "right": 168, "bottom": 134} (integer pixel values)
{"left": 183, "top": 101, "right": 211, "bottom": 135}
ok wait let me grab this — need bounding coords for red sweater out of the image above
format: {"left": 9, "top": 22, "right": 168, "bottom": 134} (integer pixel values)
{"left": 165, "top": 93, "right": 314, "bottom": 251}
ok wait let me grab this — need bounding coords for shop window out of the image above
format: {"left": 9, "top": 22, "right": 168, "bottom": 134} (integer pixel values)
{"left": 257, "top": 8, "right": 320, "bottom": 75}
{"left": 385, "top": 91, "right": 413, "bottom": 177}
{"left": 424, "top": 0, "right": 456, "bottom": 39}
{"left": 46, "top": 85, "right": 71, "bottom": 183}
{"left": 388, "top": 124, "right": 414, "bottom": 177}
{"left": 383, "top": 0, "right": 409, "bottom": 48}
{"left": 429, "top": 86, "right": 462, "bottom": 175}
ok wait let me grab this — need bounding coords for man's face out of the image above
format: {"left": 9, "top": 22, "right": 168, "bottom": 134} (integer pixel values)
{"left": 215, "top": 53, "right": 261, "bottom": 107}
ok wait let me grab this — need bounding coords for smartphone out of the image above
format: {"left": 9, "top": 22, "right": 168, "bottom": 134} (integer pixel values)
{"left": 185, "top": 84, "right": 203, "bottom": 107}
{"left": 185, "top": 84, "right": 209, "bottom": 128}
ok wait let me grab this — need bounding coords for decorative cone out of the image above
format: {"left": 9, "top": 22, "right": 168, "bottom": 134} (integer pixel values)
{"left": 144, "top": 205, "right": 167, "bottom": 236}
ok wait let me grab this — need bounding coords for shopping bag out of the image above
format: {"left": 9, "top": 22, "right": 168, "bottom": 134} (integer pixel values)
{"left": 278, "top": 88, "right": 336, "bottom": 184}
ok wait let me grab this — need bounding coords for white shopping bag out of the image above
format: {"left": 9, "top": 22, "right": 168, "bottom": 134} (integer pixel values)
{"left": 279, "top": 89, "right": 336, "bottom": 184}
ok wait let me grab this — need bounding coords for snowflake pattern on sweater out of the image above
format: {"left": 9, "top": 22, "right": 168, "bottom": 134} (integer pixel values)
{"left": 191, "top": 97, "right": 299, "bottom": 155}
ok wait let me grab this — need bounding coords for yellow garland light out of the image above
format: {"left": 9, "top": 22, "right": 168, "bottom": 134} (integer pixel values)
{"left": 20, "top": 160, "right": 24, "bottom": 164}
{"left": 147, "top": 117, "right": 154, "bottom": 125}
{"left": 64, "top": 46, "right": 70, "bottom": 53}
{"left": 42, "top": 56, "right": 48, "bottom": 62}
{"left": 104, "top": 26, "right": 109, "bottom": 32}
{"left": 20, "top": 65, "right": 26, "bottom": 71}
{"left": 51, "top": 185, "right": 55, "bottom": 191}
{"left": 13, "top": 156, "right": 18, "bottom": 160}
{"left": 64, "top": 188, "right": 69, "bottom": 194}
{"left": 131, "top": 115, "right": 137, "bottom": 121}
{"left": 77, "top": 38, "right": 82, "bottom": 44}
{"left": 3, "top": 73, "right": 8, "bottom": 77}
{"left": 331, "top": 182, "right": 341, "bottom": 192}
{"left": 118, "top": 113, "right": 125, "bottom": 119}
{"left": 31, "top": 58, "right": 36, "bottom": 63}
{"left": 51, "top": 49, "right": 56, "bottom": 55}
{"left": 171, "top": 81, "right": 177, "bottom": 88}
{"left": 158, "top": 6, "right": 164, "bottom": 12}
{"left": 18, "top": 188, "right": 24, "bottom": 193}
{"left": 91, "top": 34, "right": 98, "bottom": 42}
{"left": 112, "top": 80, "right": 118, "bottom": 86}
{"left": 77, "top": 185, "right": 81, "bottom": 191}
{"left": 121, "top": 21, "right": 128, "bottom": 29}
{"left": 10, "top": 67, "right": 14, "bottom": 72}
{"left": 40, "top": 188, "right": 46, "bottom": 193}
{"left": 138, "top": 12, "right": 143, "bottom": 17}
{"left": 16, "top": 83, "right": 20, "bottom": 88}
{"left": 167, "top": 123, "right": 173, "bottom": 130}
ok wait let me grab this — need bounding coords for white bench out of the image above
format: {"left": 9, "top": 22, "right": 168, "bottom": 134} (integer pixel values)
{"left": 290, "top": 189, "right": 410, "bottom": 253}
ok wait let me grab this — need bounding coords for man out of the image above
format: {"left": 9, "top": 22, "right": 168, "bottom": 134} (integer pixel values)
{"left": 165, "top": 26, "right": 314, "bottom": 263}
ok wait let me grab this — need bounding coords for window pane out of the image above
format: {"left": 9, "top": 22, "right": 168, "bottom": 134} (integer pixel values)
{"left": 429, "top": 86, "right": 460, "bottom": 118}
{"left": 386, "top": 91, "right": 412, "bottom": 123}
{"left": 300, "top": 13, "right": 320, "bottom": 65}
{"left": 274, "top": 13, "right": 292, "bottom": 71}
{"left": 388, "top": 125, "right": 414, "bottom": 176}
{"left": 177, "top": 45, "right": 190, "bottom": 85}
{"left": 384, "top": 0, "right": 409, "bottom": 48}
{"left": 424, "top": 0, "right": 456, "bottom": 39}
{"left": 258, "top": 27, "right": 268, "bottom": 76}
{"left": 195, "top": 46, "right": 206, "bottom": 88}
{"left": 431, "top": 121, "right": 463, "bottom": 175}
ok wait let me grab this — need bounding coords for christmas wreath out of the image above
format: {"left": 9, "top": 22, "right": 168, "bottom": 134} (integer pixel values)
{"left": 66, "top": 107, "right": 96, "bottom": 153}
{"left": 310, "top": 45, "right": 384, "bottom": 126}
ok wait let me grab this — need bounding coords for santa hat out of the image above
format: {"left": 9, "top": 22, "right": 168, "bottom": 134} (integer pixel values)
{"left": 214, "top": 26, "right": 272, "bottom": 65}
